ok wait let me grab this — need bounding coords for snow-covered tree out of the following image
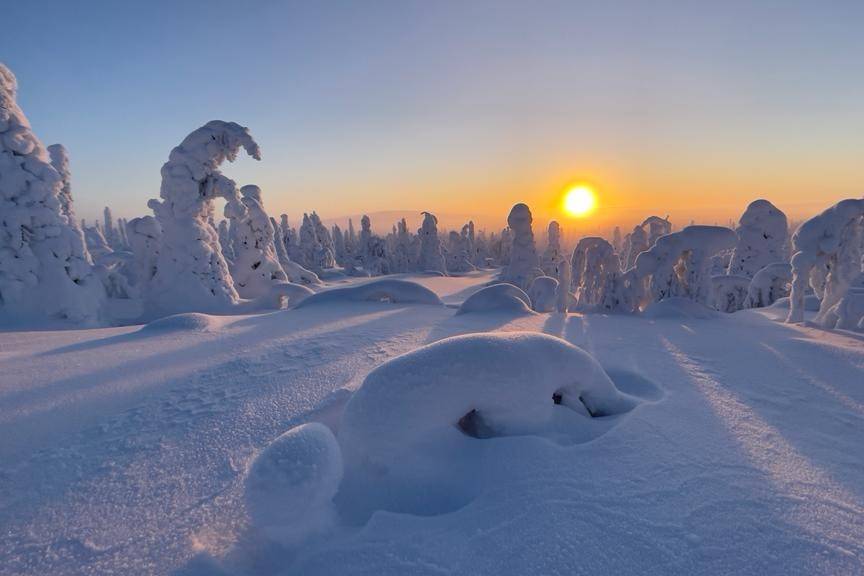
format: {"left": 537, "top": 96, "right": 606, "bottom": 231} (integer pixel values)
{"left": 103, "top": 206, "right": 119, "bottom": 249}
{"left": 218, "top": 219, "right": 234, "bottom": 262}
{"left": 727, "top": 199, "right": 788, "bottom": 278}
{"left": 227, "top": 185, "right": 288, "bottom": 299}
{"left": 570, "top": 237, "right": 627, "bottom": 311}
{"left": 745, "top": 262, "right": 792, "bottom": 308}
{"left": 146, "top": 120, "right": 259, "bottom": 314}
{"left": 787, "top": 198, "right": 864, "bottom": 326}
{"left": 0, "top": 64, "right": 104, "bottom": 323}
{"left": 332, "top": 223, "right": 346, "bottom": 266}
{"left": 270, "top": 215, "right": 320, "bottom": 285}
{"left": 624, "top": 225, "right": 648, "bottom": 269}
{"left": 634, "top": 225, "right": 737, "bottom": 308}
{"left": 710, "top": 274, "right": 751, "bottom": 313}
{"left": 83, "top": 223, "right": 113, "bottom": 260}
{"left": 446, "top": 225, "right": 475, "bottom": 273}
{"left": 641, "top": 216, "right": 672, "bottom": 248}
{"left": 311, "top": 212, "right": 335, "bottom": 270}
{"left": 126, "top": 215, "right": 161, "bottom": 291}
{"left": 501, "top": 203, "right": 542, "bottom": 290}
{"left": 541, "top": 220, "right": 563, "bottom": 276}
{"left": 46, "top": 144, "right": 74, "bottom": 221}
{"left": 418, "top": 211, "right": 446, "bottom": 274}
{"left": 612, "top": 226, "right": 622, "bottom": 254}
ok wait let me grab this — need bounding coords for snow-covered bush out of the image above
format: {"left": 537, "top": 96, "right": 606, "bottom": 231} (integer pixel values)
{"left": 541, "top": 220, "right": 563, "bottom": 276}
{"left": 0, "top": 64, "right": 104, "bottom": 324}
{"left": 228, "top": 185, "right": 289, "bottom": 299}
{"left": 456, "top": 283, "right": 532, "bottom": 315}
{"left": 728, "top": 199, "right": 788, "bottom": 278}
{"left": 710, "top": 274, "right": 751, "bottom": 313}
{"left": 295, "top": 279, "right": 443, "bottom": 308}
{"left": 418, "top": 212, "right": 446, "bottom": 274}
{"left": 787, "top": 198, "right": 864, "bottom": 326}
{"left": 745, "top": 262, "right": 792, "bottom": 308}
{"left": 824, "top": 273, "right": 864, "bottom": 331}
{"left": 528, "top": 276, "right": 558, "bottom": 312}
{"left": 145, "top": 120, "right": 259, "bottom": 315}
{"left": 501, "top": 203, "right": 542, "bottom": 290}
{"left": 634, "top": 225, "right": 737, "bottom": 309}
{"left": 245, "top": 423, "right": 343, "bottom": 544}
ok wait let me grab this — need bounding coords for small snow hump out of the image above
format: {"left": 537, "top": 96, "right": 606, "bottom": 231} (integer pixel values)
{"left": 456, "top": 283, "right": 533, "bottom": 315}
{"left": 244, "top": 422, "right": 343, "bottom": 544}
{"left": 140, "top": 312, "right": 222, "bottom": 332}
{"left": 293, "top": 278, "right": 444, "bottom": 308}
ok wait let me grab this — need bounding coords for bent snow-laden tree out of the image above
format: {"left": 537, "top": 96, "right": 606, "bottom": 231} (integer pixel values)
{"left": 229, "top": 185, "right": 289, "bottom": 299}
{"left": 641, "top": 216, "right": 672, "bottom": 249}
{"left": 728, "top": 199, "right": 788, "bottom": 278}
{"left": 0, "top": 63, "right": 104, "bottom": 324}
{"left": 501, "top": 203, "right": 542, "bottom": 290}
{"left": 787, "top": 198, "right": 864, "bottom": 326}
{"left": 633, "top": 225, "right": 737, "bottom": 309}
{"left": 146, "top": 120, "right": 260, "bottom": 315}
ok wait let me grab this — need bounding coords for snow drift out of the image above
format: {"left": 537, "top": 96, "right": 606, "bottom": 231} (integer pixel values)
{"left": 456, "top": 282, "right": 533, "bottom": 315}
{"left": 294, "top": 279, "right": 443, "bottom": 308}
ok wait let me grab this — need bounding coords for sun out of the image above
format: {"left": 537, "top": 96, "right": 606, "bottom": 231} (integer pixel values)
{"left": 563, "top": 184, "right": 597, "bottom": 218}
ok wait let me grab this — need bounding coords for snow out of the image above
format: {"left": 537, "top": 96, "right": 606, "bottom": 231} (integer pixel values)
{"left": 728, "top": 199, "right": 788, "bottom": 278}
{"left": 746, "top": 262, "right": 792, "bottom": 308}
{"left": 500, "top": 203, "right": 542, "bottom": 290}
{"left": 1, "top": 271, "right": 863, "bottom": 575}
{"left": 456, "top": 282, "right": 533, "bottom": 315}
{"left": 244, "top": 422, "right": 342, "bottom": 544}
{"left": 295, "top": 278, "right": 444, "bottom": 308}
{"left": 527, "top": 275, "right": 558, "bottom": 312}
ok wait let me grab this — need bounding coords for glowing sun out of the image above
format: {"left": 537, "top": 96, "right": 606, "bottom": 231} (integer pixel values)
{"left": 563, "top": 185, "right": 597, "bottom": 217}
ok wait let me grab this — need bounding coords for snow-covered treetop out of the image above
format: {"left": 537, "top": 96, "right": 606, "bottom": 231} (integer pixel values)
{"left": 154, "top": 120, "right": 261, "bottom": 219}
{"left": 791, "top": 198, "right": 864, "bottom": 264}
{"left": 507, "top": 203, "right": 532, "bottom": 232}
{"left": 635, "top": 225, "right": 737, "bottom": 278}
{"left": 47, "top": 144, "right": 74, "bottom": 220}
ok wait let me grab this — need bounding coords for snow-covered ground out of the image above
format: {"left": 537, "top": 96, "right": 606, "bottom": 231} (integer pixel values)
{"left": 1, "top": 271, "right": 862, "bottom": 575}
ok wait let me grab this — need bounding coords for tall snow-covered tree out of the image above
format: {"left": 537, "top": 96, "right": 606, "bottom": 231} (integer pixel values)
{"left": 146, "top": 120, "right": 259, "bottom": 314}
{"left": 418, "top": 211, "right": 446, "bottom": 274}
{"left": 541, "top": 220, "right": 563, "bottom": 276}
{"left": 501, "top": 203, "right": 542, "bottom": 290}
{"left": 228, "top": 185, "right": 288, "bottom": 299}
{"left": 727, "top": 199, "right": 788, "bottom": 278}
{"left": 0, "top": 63, "right": 104, "bottom": 324}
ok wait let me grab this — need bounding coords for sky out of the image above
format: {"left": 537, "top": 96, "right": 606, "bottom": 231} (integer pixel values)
{"left": 3, "top": 0, "right": 863, "bottom": 234}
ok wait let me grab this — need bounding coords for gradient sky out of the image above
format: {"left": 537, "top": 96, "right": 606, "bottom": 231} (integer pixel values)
{"left": 3, "top": 0, "right": 863, "bottom": 233}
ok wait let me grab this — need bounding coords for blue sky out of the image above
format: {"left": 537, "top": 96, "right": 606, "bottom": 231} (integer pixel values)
{"left": 3, "top": 0, "right": 863, "bottom": 229}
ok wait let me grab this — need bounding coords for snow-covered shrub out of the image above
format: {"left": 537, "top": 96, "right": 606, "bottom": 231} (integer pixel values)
{"left": 456, "top": 283, "right": 533, "bottom": 315}
{"left": 337, "top": 332, "right": 636, "bottom": 515}
{"left": 728, "top": 199, "right": 788, "bottom": 278}
{"left": 245, "top": 423, "right": 343, "bottom": 544}
{"left": 228, "top": 185, "right": 289, "bottom": 299}
{"left": 295, "top": 279, "right": 443, "bottom": 308}
{"left": 825, "top": 273, "right": 864, "bottom": 331}
{"left": 710, "top": 274, "right": 751, "bottom": 313}
{"left": 787, "top": 198, "right": 864, "bottom": 325}
{"left": 501, "top": 203, "right": 542, "bottom": 290}
{"left": 634, "top": 225, "right": 737, "bottom": 308}
{"left": 418, "top": 212, "right": 446, "bottom": 274}
{"left": 541, "top": 221, "right": 563, "bottom": 276}
{"left": 146, "top": 120, "right": 260, "bottom": 315}
{"left": 0, "top": 64, "right": 104, "bottom": 324}
{"left": 745, "top": 262, "right": 792, "bottom": 308}
{"left": 528, "top": 276, "right": 558, "bottom": 312}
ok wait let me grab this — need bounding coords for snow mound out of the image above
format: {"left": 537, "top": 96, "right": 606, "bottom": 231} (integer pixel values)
{"left": 642, "top": 297, "right": 719, "bottom": 320}
{"left": 294, "top": 279, "right": 443, "bottom": 308}
{"left": 336, "top": 332, "right": 637, "bottom": 518}
{"left": 770, "top": 294, "right": 821, "bottom": 311}
{"left": 527, "top": 276, "right": 558, "bottom": 312}
{"left": 244, "top": 423, "right": 342, "bottom": 544}
{"left": 140, "top": 312, "right": 222, "bottom": 333}
{"left": 456, "top": 283, "right": 533, "bottom": 315}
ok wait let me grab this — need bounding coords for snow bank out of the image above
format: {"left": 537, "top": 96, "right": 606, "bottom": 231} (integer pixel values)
{"left": 642, "top": 297, "right": 719, "bottom": 320}
{"left": 245, "top": 423, "right": 342, "bottom": 544}
{"left": 787, "top": 198, "right": 864, "bottom": 325}
{"left": 0, "top": 63, "right": 104, "bottom": 324}
{"left": 294, "top": 279, "right": 443, "bottom": 308}
{"left": 456, "top": 282, "right": 533, "bottom": 315}
{"left": 140, "top": 312, "right": 222, "bottom": 333}
{"left": 527, "top": 276, "right": 558, "bottom": 312}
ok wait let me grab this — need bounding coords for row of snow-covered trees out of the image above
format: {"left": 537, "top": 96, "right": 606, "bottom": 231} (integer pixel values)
{"left": 2, "top": 60, "right": 862, "bottom": 331}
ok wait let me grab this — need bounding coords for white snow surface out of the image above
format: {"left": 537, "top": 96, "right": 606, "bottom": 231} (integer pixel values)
{"left": 1, "top": 270, "right": 863, "bottom": 576}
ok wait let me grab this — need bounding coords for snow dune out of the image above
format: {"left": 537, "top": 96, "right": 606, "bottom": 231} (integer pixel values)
{"left": 0, "top": 271, "right": 862, "bottom": 576}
